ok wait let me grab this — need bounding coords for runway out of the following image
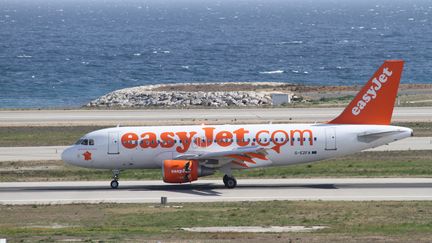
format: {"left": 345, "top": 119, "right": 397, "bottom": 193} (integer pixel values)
{"left": 1, "top": 178, "right": 431, "bottom": 205}
{"left": 0, "top": 137, "right": 430, "bottom": 162}
{"left": 1, "top": 107, "right": 431, "bottom": 126}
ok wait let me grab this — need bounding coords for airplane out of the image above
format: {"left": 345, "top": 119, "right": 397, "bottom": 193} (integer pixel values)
{"left": 62, "top": 60, "right": 413, "bottom": 189}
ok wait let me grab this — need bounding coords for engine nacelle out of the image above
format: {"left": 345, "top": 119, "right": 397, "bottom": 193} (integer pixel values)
{"left": 162, "top": 160, "right": 214, "bottom": 183}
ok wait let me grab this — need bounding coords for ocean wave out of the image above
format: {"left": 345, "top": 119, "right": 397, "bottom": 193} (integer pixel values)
{"left": 277, "top": 41, "right": 303, "bottom": 45}
{"left": 17, "top": 54, "right": 32, "bottom": 58}
{"left": 259, "top": 70, "right": 284, "bottom": 74}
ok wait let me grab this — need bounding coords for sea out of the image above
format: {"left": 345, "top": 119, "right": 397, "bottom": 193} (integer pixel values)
{"left": 1, "top": 0, "right": 431, "bottom": 108}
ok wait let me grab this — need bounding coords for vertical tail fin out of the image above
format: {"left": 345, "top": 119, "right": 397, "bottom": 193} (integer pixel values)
{"left": 329, "top": 60, "right": 404, "bottom": 125}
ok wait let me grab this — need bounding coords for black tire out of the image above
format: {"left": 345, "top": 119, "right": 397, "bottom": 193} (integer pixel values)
{"left": 110, "top": 180, "right": 119, "bottom": 189}
{"left": 223, "top": 175, "right": 229, "bottom": 185}
{"left": 224, "top": 177, "right": 237, "bottom": 189}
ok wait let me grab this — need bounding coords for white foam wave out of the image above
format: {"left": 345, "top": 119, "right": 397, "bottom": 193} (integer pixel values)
{"left": 278, "top": 41, "right": 303, "bottom": 45}
{"left": 259, "top": 70, "right": 284, "bottom": 74}
{"left": 17, "top": 54, "right": 32, "bottom": 58}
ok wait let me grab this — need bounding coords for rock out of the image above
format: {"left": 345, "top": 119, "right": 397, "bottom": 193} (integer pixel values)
{"left": 191, "top": 99, "right": 202, "bottom": 105}
{"left": 85, "top": 82, "right": 293, "bottom": 108}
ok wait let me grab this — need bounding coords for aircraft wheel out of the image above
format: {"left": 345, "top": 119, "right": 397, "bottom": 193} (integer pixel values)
{"left": 110, "top": 180, "right": 119, "bottom": 189}
{"left": 223, "top": 174, "right": 229, "bottom": 185}
{"left": 223, "top": 175, "right": 237, "bottom": 189}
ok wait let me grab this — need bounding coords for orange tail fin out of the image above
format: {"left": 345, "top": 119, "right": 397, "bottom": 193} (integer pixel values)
{"left": 329, "top": 60, "right": 404, "bottom": 125}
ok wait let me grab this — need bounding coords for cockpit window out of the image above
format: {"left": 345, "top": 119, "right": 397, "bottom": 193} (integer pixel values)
{"left": 75, "top": 138, "right": 95, "bottom": 146}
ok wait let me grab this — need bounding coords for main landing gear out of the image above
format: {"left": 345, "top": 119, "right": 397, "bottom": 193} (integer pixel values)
{"left": 110, "top": 169, "right": 120, "bottom": 189}
{"left": 223, "top": 175, "right": 237, "bottom": 189}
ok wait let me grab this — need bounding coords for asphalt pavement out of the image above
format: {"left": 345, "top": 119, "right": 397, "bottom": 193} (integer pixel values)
{"left": 1, "top": 107, "right": 431, "bottom": 126}
{"left": 1, "top": 178, "right": 431, "bottom": 205}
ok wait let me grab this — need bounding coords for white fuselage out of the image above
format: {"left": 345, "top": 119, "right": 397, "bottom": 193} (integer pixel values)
{"left": 62, "top": 123, "right": 412, "bottom": 170}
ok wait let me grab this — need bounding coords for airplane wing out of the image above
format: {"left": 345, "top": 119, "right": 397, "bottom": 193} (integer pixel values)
{"left": 173, "top": 146, "right": 270, "bottom": 168}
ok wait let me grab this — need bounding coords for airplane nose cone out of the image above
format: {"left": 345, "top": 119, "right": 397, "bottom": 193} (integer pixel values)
{"left": 61, "top": 147, "right": 75, "bottom": 165}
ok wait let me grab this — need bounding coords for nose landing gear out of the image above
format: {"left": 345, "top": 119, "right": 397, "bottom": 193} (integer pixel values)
{"left": 223, "top": 175, "right": 237, "bottom": 189}
{"left": 110, "top": 169, "right": 120, "bottom": 189}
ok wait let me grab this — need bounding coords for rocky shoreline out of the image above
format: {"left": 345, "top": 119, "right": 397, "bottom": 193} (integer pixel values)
{"left": 85, "top": 82, "right": 432, "bottom": 108}
{"left": 85, "top": 82, "right": 290, "bottom": 108}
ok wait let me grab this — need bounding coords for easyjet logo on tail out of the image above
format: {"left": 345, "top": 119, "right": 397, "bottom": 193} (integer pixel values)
{"left": 352, "top": 67, "right": 393, "bottom": 116}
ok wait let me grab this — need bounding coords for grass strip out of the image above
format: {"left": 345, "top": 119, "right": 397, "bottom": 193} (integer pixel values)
{"left": 0, "top": 201, "right": 431, "bottom": 242}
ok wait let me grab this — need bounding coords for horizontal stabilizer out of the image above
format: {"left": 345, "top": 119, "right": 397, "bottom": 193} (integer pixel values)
{"left": 357, "top": 130, "right": 405, "bottom": 143}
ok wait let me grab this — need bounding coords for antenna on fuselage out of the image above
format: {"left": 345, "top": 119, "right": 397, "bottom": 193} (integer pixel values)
{"left": 116, "top": 124, "right": 120, "bottom": 128}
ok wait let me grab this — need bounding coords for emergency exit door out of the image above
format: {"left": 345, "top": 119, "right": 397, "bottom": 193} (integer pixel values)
{"left": 325, "top": 128, "right": 337, "bottom": 150}
{"left": 108, "top": 132, "right": 120, "bottom": 154}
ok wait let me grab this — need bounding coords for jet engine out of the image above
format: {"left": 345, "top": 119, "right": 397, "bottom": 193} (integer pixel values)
{"left": 162, "top": 160, "right": 214, "bottom": 183}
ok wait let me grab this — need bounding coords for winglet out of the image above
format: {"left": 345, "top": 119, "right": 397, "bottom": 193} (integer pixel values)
{"left": 329, "top": 60, "right": 404, "bottom": 125}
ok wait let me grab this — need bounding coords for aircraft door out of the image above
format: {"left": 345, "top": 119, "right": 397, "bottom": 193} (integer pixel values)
{"left": 108, "top": 132, "right": 120, "bottom": 154}
{"left": 325, "top": 128, "right": 337, "bottom": 150}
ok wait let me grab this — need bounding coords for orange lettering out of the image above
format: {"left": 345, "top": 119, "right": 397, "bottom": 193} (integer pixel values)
{"left": 140, "top": 132, "right": 157, "bottom": 148}
{"left": 175, "top": 131, "right": 197, "bottom": 153}
{"left": 233, "top": 128, "right": 249, "bottom": 146}
{"left": 216, "top": 130, "right": 233, "bottom": 147}
{"left": 290, "top": 129, "right": 313, "bottom": 146}
{"left": 256, "top": 130, "right": 270, "bottom": 146}
{"left": 121, "top": 132, "right": 138, "bottom": 149}
{"left": 195, "top": 127, "right": 215, "bottom": 148}
{"left": 160, "top": 132, "right": 175, "bottom": 148}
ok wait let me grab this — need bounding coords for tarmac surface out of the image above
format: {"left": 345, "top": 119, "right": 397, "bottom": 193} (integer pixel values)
{"left": 1, "top": 107, "right": 431, "bottom": 126}
{"left": 0, "top": 137, "right": 429, "bottom": 162}
{"left": 1, "top": 178, "right": 431, "bottom": 205}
